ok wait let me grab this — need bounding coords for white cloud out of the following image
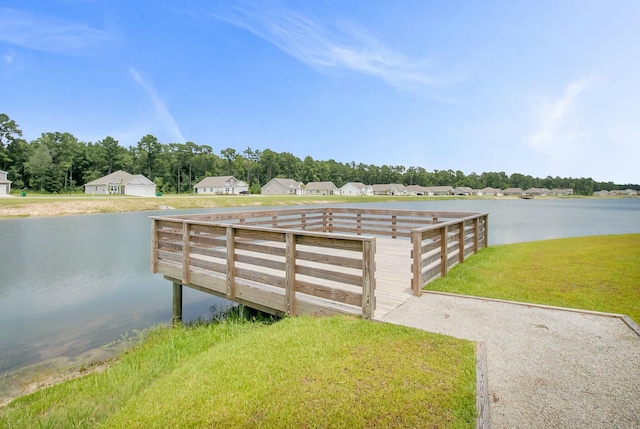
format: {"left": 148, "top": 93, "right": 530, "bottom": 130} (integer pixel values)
{"left": 208, "top": 1, "right": 452, "bottom": 92}
{"left": 525, "top": 77, "right": 596, "bottom": 156}
{"left": 2, "top": 53, "right": 12, "bottom": 64}
{"left": 0, "top": 7, "right": 115, "bottom": 55}
{"left": 129, "top": 68, "right": 186, "bottom": 143}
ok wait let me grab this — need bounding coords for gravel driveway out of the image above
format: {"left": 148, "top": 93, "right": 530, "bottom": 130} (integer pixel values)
{"left": 380, "top": 292, "right": 640, "bottom": 429}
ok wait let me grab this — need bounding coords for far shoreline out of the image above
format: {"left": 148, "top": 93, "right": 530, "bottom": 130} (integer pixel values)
{"left": 0, "top": 193, "right": 622, "bottom": 219}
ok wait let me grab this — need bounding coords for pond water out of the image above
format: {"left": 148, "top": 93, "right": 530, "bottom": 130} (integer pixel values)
{"left": 1, "top": 198, "right": 639, "bottom": 375}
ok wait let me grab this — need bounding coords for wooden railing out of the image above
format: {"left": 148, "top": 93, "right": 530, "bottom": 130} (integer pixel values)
{"left": 151, "top": 207, "right": 488, "bottom": 319}
{"left": 151, "top": 217, "right": 376, "bottom": 319}
{"left": 410, "top": 214, "right": 488, "bottom": 295}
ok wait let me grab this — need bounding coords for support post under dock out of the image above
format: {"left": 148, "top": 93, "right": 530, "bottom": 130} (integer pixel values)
{"left": 173, "top": 282, "right": 183, "bottom": 325}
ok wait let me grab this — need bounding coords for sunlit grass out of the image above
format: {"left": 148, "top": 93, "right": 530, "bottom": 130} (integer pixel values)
{"left": 0, "top": 317, "right": 476, "bottom": 429}
{"left": 426, "top": 234, "right": 640, "bottom": 323}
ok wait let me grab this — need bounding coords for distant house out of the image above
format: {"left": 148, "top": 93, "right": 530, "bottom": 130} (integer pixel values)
{"left": 550, "top": 188, "right": 574, "bottom": 196}
{"left": 339, "top": 182, "right": 373, "bottom": 196}
{"left": 84, "top": 170, "right": 156, "bottom": 197}
{"left": 503, "top": 187, "right": 524, "bottom": 196}
{"left": 480, "top": 187, "right": 503, "bottom": 196}
{"left": 454, "top": 186, "right": 474, "bottom": 196}
{"left": 0, "top": 170, "right": 11, "bottom": 196}
{"left": 593, "top": 190, "right": 610, "bottom": 196}
{"left": 193, "top": 176, "right": 248, "bottom": 195}
{"left": 405, "top": 185, "right": 427, "bottom": 196}
{"left": 261, "top": 178, "right": 304, "bottom": 195}
{"left": 372, "top": 183, "right": 407, "bottom": 196}
{"left": 524, "top": 188, "right": 550, "bottom": 196}
{"left": 425, "top": 186, "right": 454, "bottom": 196}
{"left": 305, "top": 181, "right": 339, "bottom": 195}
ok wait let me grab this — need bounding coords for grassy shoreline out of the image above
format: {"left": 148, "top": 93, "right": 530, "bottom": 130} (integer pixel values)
{"left": 0, "top": 317, "right": 477, "bottom": 428}
{"left": 0, "top": 193, "right": 609, "bottom": 219}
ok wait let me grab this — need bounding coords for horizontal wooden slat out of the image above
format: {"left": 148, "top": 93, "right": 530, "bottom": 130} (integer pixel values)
{"left": 235, "top": 229, "right": 285, "bottom": 243}
{"left": 296, "top": 280, "right": 362, "bottom": 306}
{"left": 296, "top": 235, "right": 365, "bottom": 251}
{"left": 296, "top": 264, "right": 362, "bottom": 287}
{"left": 235, "top": 267, "right": 285, "bottom": 289}
{"left": 296, "top": 249, "right": 362, "bottom": 269}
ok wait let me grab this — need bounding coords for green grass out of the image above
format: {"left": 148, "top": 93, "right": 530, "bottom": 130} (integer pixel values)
{"left": 426, "top": 233, "right": 640, "bottom": 322}
{"left": 0, "top": 316, "right": 476, "bottom": 428}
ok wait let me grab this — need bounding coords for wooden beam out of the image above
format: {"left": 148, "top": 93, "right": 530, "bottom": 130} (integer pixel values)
{"left": 226, "top": 226, "right": 236, "bottom": 299}
{"left": 458, "top": 220, "right": 465, "bottom": 264}
{"left": 411, "top": 230, "right": 422, "bottom": 296}
{"left": 151, "top": 219, "right": 159, "bottom": 274}
{"left": 361, "top": 239, "right": 376, "bottom": 319}
{"left": 440, "top": 226, "right": 449, "bottom": 277}
{"left": 172, "top": 281, "right": 182, "bottom": 325}
{"left": 182, "top": 222, "right": 191, "bottom": 285}
{"left": 285, "top": 233, "right": 296, "bottom": 316}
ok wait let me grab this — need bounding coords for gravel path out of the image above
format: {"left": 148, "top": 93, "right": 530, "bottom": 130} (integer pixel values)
{"left": 380, "top": 292, "right": 640, "bottom": 429}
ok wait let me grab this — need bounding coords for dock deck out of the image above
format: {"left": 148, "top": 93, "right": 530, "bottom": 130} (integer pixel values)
{"left": 150, "top": 207, "right": 487, "bottom": 320}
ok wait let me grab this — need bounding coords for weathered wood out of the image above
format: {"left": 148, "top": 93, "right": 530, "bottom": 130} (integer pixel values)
{"left": 361, "top": 239, "right": 376, "bottom": 319}
{"left": 151, "top": 219, "right": 159, "bottom": 274}
{"left": 285, "top": 233, "right": 296, "bottom": 316}
{"left": 172, "top": 282, "right": 182, "bottom": 325}
{"left": 151, "top": 208, "right": 488, "bottom": 320}
{"left": 226, "top": 226, "right": 235, "bottom": 299}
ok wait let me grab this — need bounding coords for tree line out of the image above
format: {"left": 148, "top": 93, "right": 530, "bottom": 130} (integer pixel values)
{"left": 0, "top": 113, "right": 637, "bottom": 195}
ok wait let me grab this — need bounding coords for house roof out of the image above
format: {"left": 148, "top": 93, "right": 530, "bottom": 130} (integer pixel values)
{"left": 194, "top": 176, "right": 247, "bottom": 188}
{"left": 84, "top": 170, "right": 154, "bottom": 187}
{"left": 305, "top": 181, "right": 338, "bottom": 190}
{"left": 427, "top": 186, "right": 454, "bottom": 193}
{"left": 84, "top": 170, "right": 135, "bottom": 186}
{"left": 341, "top": 182, "right": 368, "bottom": 190}
{"left": 503, "top": 187, "right": 524, "bottom": 194}
{"left": 405, "top": 185, "right": 426, "bottom": 192}
{"left": 262, "top": 178, "right": 303, "bottom": 189}
{"left": 455, "top": 186, "right": 474, "bottom": 193}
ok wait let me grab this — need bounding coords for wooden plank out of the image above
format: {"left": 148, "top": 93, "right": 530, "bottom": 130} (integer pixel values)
{"left": 440, "top": 226, "right": 449, "bottom": 277}
{"left": 411, "top": 231, "right": 421, "bottom": 296}
{"left": 296, "top": 280, "right": 362, "bottom": 307}
{"left": 235, "top": 267, "right": 285, "bottom": 288}
{"left": 362, "top": 239, "right": 376, "bottom": 318}
{"left": 151, "top": 219, "right": 159, "bottom": 274}
{"left": 285, "top": 233, "right": 296, "bottom": 316}
{"left": 295, "top": 264, "right": 362, "bottom": 287}
{"left": 235, "top": 228, "right": 285, "bottom": 243}
{"left": 235, "top": 281, "right": 286, "bottom": 312}
{"left": 296, "top": 249, "right": 362, "bottom": 269}
{"left": 182, "top": 222, "right": 191, "bottom": 285}
{"left": 226, "top": 226, "right": 235, "bottom": 299}
{"left": 296, "top": 235, "right": 365, "bottom": 252}
{"left": 235, "top": 241, "right": 286, "bottom": 257}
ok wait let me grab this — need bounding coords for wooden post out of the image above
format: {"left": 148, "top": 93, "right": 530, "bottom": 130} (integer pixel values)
{"left": 391, "top": 215, "right": 397, "bottom": 239}
{"left": 361, "top": 239, "right": 376, "bottom": 320}
{"left": 473, "top": 217, "right": 479, "bottom": 254}
{"left": 285, "top": 233, "right": 296, "bottom": 316}
{"left": 356, "top": 213, "right": 361, "bottom": 235}
{"left": 328, "top": 208, "right": 334, "bottom": 233}
{"left": 411, "top": 230, "right": 422, "bottom": 296}
{"left": 458, "top": 221, "right": 465, "bottom": 263}
{"left": 182, "top": 222, "right": 191, "bottom": 285}
{"left": 440, "top": 225, "right": 449, "bottom": 277}
{"left": 226, "top": 226, "right": 236, "bottom": 299}
{"left": 151, "top": 219, "right": 159, "bottom": 274}
{"left": 172, "top": 281, "right": 183, "bottom": 325}
{"left": 301, "top": 213, "right": 306, "bottom": 230}
{"left": 483, "top": 215, "right": 489, "bottom": 248}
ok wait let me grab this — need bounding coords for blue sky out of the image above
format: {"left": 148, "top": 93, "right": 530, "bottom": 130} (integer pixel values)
{"left": 1, "top": 1, "right": 639, "bottom": 184}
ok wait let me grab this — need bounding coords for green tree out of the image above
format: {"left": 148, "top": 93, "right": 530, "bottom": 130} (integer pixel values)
{"left": 0, "top": 113, "right": 23, "bottom": 169}
{"left": 26, "top": 145, "right": 53, "bottom": 191}
{"left": 137, "top": 134, "right": 162, "bottom": 179}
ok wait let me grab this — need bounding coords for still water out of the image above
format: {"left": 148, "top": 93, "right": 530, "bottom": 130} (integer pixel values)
{"left": 1, "top": 198, "right": 639, "bottom": 374}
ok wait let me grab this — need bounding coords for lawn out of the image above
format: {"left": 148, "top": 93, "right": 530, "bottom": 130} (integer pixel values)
{"left": 0, "top": 316, "right": 477, "bottom": 429}
{"left": 426, "top": 233, "right": 640, "bottom": 323}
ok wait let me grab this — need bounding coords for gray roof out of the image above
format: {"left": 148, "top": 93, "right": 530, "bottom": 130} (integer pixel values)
{"left": 194, "top": 176, "right": 247, "bottom": 188}
{"left": 84, "top": 170, "right": 154, "bottom": 187}
{"left": 305, "top": 181, "right": 338, "bottom": 190}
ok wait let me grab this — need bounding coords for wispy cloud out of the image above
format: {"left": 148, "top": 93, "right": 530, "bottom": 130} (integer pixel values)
{"left": 2, "top": 53, "right": 13, "bottom": 64}
{"left": 129, "top": 68, "right": 186, "bottom": 143}
{"left": 526, "top": 77, "right": 596, "bottom": 156}
{"left": 207, "top": 1, "right": 451, "bottom": 91}
{"left": 0, "top": 7, "right": 115, "bottom": 55}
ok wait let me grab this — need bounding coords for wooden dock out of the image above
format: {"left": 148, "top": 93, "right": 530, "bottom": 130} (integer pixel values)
{"left": 150, "top": 207, "right": 488, "bottom": 321}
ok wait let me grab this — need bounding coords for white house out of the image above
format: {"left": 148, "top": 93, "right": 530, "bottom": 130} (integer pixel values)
{"left": 372, "top": 183, "right": 407, "bottom": 196}
{"left": 480, "top": 187, "right": 503, "bottom": 196}
{"left": 339, "top": 182, "right": 373, "bottom": 196}
{"left": 405, "top": 185, "right": 427, "bottom": 195}
{"left": 503, "top": 187, "right": 524, "bottom": 196}
{"left": 193, "top": 176, "right": 248, "bottom": 195}
{"left": 261, "top": 178, "right": 305, "bottom": 195}
{"left": 0, "top": 170, "right": 11, "bottom": 196}
{"left": 425, "top": 186, "right": 454, "bottom": 196}
{"left": 454, "top": 186, "right": 474, "bottom": 196}
{"left": 305, "top": 181, "right": 338, "bottom": 195}
{"left": 84, "top": 170, "right": 156, "bottom": 197}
